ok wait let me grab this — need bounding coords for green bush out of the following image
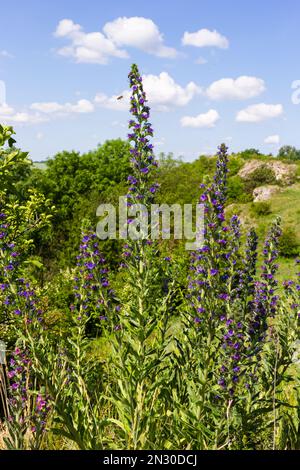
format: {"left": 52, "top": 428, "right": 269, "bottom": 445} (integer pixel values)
{"left": 227, "top": 175, "right": 252, "bottom": 203}
{"left": 244, "top": 165, "right": 276, "bottom": 194}
{"left": 278, "top": 145, "right": 300, "bottom": 161}
{"left": 251, "top": 201, "right": 272, "bottom": 217}
{"left": 279, "top": 226, "right": 300, "bottom": 257}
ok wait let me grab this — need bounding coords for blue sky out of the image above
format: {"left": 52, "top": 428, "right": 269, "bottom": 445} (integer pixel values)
{"left": 0, "top": 0, "right": 299, "bottom": 161}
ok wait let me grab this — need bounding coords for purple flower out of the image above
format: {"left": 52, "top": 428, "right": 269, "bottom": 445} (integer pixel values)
{"left": 194, "top": 317, "right": 202, "bottom": 324}
{"left": 219, "top": 293, "right": 229, "bottom": 301}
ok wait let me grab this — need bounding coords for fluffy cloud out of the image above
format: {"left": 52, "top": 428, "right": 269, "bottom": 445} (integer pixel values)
{"left": 1, "top": 70, "right": 201, "bottom": 126}
{"left": 95, "top": 72, "right": 201, "bottom": 111}
{"left": 6, "top": 113, "right": 39, "bottom": 123}
{"left": 94, "top": 91, "right": 131, "bottom": 111}
{"left": 180, "top": 109, "right": 220, "bottom": 128}
{"left": 54, "top": 19, "right": 81, "bottom": 37}
{"left": 0, "top": 104, "right": 14, "bottom": 115}
{"left": 0, "top": 110, "right": 47, "bottom": 124}
{"left": 236, "top": 103, "right": 283, "bottom": 122}
{"left": 103, "top": 17, "right": 177, "bottom": 58}
{"left": 182, "top": 29, "right": 229, "bottom": 49}
{"left": 206, "top": 76, "right": 265, "bottom": 101}
{"left": 0, "top": 98, "right": 95, "bottom": 126}
{"left": 30, "top": 102, "right": 64, "bottom": 113}
{"left": 264, "top": 134, "right": 280, "bottom": 145}
{"left": 31, "top": 99, "right": 95, "bottom": 114}
{"left": 0, "top": 103, "right": 48, "bottom": 124}
{"left": 54, "top": 19, "right": 128, "bottom": 64}
{"left": 54, "top": 17, "right": 176, "bottom": 64}
{"left": 142, "top": 72, "right": 201, "bottom": 108}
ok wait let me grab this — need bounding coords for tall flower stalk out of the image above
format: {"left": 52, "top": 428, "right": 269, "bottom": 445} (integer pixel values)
{"left": 108, "top": 64, "right": 173, "bottom": 450}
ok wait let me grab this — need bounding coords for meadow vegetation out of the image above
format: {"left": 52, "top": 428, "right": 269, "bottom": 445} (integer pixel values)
{"left": 0, "top": 64, "right": 299, "bottom": 450}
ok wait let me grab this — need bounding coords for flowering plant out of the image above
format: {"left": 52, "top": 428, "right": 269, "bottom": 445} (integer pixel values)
{"left": 1, "top": 65, "right": 300, "bottom": 451}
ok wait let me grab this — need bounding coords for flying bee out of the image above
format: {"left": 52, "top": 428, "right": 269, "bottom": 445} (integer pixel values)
{"left": 117, "top": 95, "right": 123, "bottom": 100}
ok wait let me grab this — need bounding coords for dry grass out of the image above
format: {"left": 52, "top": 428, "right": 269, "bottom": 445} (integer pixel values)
{"left": 0, "top": 424, "right": 7, "bottom": 449}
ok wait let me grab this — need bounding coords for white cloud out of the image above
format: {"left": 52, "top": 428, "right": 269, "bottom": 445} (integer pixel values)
{"left": 143, "top": 72, "right": 201, "bottom": 108}
{"left": 180, "top": 109, "right": 220, "bottom": 128}
{"left": 195, "top": 56, "right": 207, "bottom": 65}
{"left": 0, "top": 104, "right": 14, "bottom": 115}
{"left": 0, "top": 97, "right": 94, "bottom": 126}
{"left": 264, "top": 134, "right": 280, "bottom": 145}
{"left": 0, "top": 111, "right": 47, "bottom": 124}
{"left": 54, "top": 19, "right": 128, "bottom": 64}
{"left": 54, "top": 19, "right": 81, "bottom": 37}
{"left": 36, "top": 132, "right": 44, "bottom": 140}
{"left": 69, "top": 99, "right": 94, "bottom": 113}
{"left": 206, "top": 76, "right": 265, "bottom": 101}
{"left": 31, "top": 99, "right": 94, "bottom": 114}
{"left": 94, "top": 91, "right": 131, "bottom": 111}
{"left": 0, "top": 103, "right": 48, "bottom": 124}
{"left": 95, "top": 72, "right": 201, "bottom": 111}
{"left": 54, "top": 17, "right": 176, "bottom": 64}
{"left": 103, "top": 16, "right": 177, "bottom": 58}
{"left": 236, "top": 103, "right": 283, "bottom": 122}
{"left": 182, "top": 29, "right": 229, "bottom": 49}
{"left": 31, "top": 102, "right": 64, "bottom": 113}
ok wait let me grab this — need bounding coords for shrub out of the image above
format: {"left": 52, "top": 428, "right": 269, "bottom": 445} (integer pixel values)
{"left": 244, "top": 165, "right": 276, "bottom": 194}
{"left": 278, "top": 145, "right": 300, "bottom": 161}
{"left": 279, "top": 226, "right": 300, "bottom": 257}
{"left": 227, "top": 175, "right": 252, "bottom": 203}
{"left": 251, "top": 201, "right": 272, "bottom": 217}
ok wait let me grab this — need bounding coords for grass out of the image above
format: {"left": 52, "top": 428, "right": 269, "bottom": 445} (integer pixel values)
{"left": 227, "top": 182, "right": 300, "bottom": 284}
{"left": 0, "top": 425, "right": 7, "bottom": 449}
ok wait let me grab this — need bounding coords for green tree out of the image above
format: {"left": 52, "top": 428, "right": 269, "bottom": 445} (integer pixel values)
{"left": 278, "top": 145, "right": 300, "bottom": 161}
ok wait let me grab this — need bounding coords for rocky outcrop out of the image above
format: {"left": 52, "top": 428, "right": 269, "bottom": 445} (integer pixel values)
{"left": 238, "top": 160, "right": 297, "bottom": 185}
{"left": 253, "top": 185, "right": 281, "bottom": 202}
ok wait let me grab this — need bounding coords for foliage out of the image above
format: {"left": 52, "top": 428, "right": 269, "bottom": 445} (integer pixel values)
{"left": 251, "top": 201, "right": 272, "bottom": 217}
{"left": 227, "top": 175, "right": 251, "bottom": 203}
{"left": 278, "top": 145, "right": 300, "bottom": 161}
{"left": 238, "top": 148, "right": 265, "bottom": 159}
{"left": 1, "top": 65, "right": 300, "bottom": 451}
{"left": 244, "top": 165, "right": 277, "bottom": 195}
{"left": 279, "top": 227, "right": 300, "bottom": 257}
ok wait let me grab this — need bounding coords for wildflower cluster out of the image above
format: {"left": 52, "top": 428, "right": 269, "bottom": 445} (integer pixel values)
{"left": 237, "top": 228, "right": 258, "bottom": 300}
{"left": 127, "top": 63, "right": 159, "bottom": 207}
{"left": 2, "top": 64, "right": 300, "bottom": 451}
{"left": 72, "top": 229, "right": 120, "bottom": 327}
{"left": 0, "top": 210, "right": 43, "bottom": 339}
{"left": 6, "top": 348, "right": 50, "bottom": 448}
{"left": 188, "top": 144, "right": 236, "bottom": 326}
{"left": 7, "top": 348, "right": 30, "bottom": 403}
{"left": 121, "top": 64, "right": 160, "bottom": 265}
{"left": 249, "top": 220, "right": 281, "bottom": 348}
{"left": 31, "top": 393, "right": 51, "bottom": 434}
{"left": 0, "top": 211, "right": 20, "bottom": 283}
{"left": 187, "top": 144, "right": 284, "bottom": 398}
